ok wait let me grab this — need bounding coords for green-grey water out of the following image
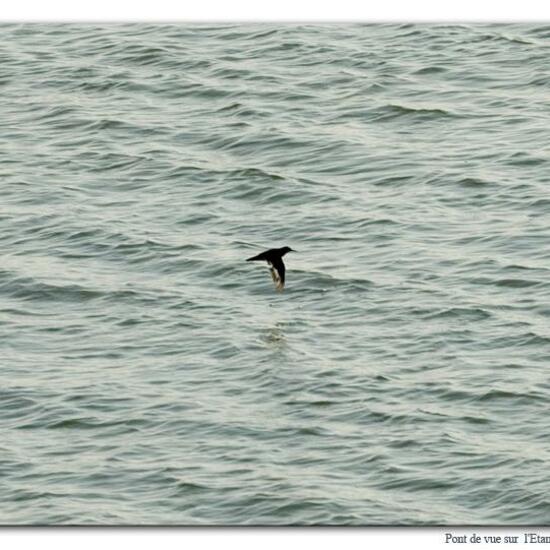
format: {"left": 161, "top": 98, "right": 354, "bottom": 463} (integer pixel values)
{"left": 1, "top": 23, "right": 550, "bottom": 525}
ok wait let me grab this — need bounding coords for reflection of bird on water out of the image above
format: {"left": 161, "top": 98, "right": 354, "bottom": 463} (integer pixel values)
{"left": 246, "top": 246, "right": 295, "bottom": 291}
{"left": 264, "top": 323, "right": 287, "bottom": 346}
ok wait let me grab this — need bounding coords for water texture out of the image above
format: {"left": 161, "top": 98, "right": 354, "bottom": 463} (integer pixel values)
{"left": 1, "top": 23, "right": 550, "bottom": 525}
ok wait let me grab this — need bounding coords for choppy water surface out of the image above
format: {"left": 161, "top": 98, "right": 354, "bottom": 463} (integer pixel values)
{"left": 1, "top": 23, "right": 550, "bottom": 525}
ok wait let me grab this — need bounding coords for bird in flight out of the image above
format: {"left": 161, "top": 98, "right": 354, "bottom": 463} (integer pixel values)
{"left": 246, "top": 246, "right": 295, "bottom": 291}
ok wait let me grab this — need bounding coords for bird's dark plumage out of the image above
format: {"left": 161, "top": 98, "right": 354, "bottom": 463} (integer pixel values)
{"left": 246, "top": 246, "right": 295, "bottom": 291}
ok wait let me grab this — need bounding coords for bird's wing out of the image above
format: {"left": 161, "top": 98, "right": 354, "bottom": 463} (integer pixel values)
{"left": 246, "top": 250, "right": 269, "bottom": 261}
{"left": 269, "top": 258, "right": 285, "bottom": 291}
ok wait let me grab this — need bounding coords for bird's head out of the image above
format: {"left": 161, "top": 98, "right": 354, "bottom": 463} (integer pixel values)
{"left": 281, "top": 246, "right": 295, "bottom": 255}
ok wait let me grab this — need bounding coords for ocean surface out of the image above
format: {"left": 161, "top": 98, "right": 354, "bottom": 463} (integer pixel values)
{"left": 1, "top": 23, "right": 550, "bottom": 525}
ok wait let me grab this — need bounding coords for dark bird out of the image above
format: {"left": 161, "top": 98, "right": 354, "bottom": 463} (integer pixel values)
{"left": 246, "top": 246, "right": 295, "bottom": 291}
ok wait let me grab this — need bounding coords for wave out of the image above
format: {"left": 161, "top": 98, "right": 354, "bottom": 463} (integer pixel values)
{"left": 422, "top": 307, "right": 491, "bottom": 321}
{"left": 370, "top": 103, "right": 457, "bottom": 122}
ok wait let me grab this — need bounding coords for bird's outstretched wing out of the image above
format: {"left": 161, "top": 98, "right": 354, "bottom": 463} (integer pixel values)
{"left": 246, "top": 250, "right": 269, "bottom": 262}
{"left": 269, "top": 258, "right": 285, "bottom": 291}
